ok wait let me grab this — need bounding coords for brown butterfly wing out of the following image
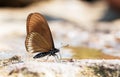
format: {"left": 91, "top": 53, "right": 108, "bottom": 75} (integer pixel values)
{"left": 25, "top": 32, "right": 51, "bottom": 53}
{"left": 25, "top": 13, "right": 54, "bottom": 53}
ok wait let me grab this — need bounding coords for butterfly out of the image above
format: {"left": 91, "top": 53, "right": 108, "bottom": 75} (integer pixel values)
{"left": 25, "top": 13, "right": 60, "bottom": 59}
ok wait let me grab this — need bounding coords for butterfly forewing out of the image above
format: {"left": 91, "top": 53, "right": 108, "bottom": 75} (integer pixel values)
{"left": 25, "top": 13, "right": 54, "bottom": 53}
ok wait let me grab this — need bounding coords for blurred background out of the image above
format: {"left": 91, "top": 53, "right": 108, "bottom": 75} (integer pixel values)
{"left": 0, "top": 0, "right": 120, "bottom": 59}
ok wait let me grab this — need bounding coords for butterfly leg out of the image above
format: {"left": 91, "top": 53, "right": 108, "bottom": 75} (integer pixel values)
{"left": 45, "top": 55, "right": 50, "bottom": 61}
{"left": 54, "top": 54, "right": 61, "bottom": 62}
{"left": 58, "top": 52, "right": 62, "bottom": 60}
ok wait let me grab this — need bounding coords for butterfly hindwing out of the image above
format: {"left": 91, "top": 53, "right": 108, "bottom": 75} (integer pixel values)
{"left": 25, "top": 32, "right": 51, "bottom": 53}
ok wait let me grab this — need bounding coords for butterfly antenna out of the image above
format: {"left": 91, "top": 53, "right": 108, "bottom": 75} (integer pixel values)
{"left": 61, "top": 43, "right": 69, "bottom": 48}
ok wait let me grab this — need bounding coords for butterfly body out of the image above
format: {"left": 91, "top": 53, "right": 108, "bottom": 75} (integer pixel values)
{"left": 33, "top": 48, "right": 59, "bottom": 59}
{"left": 25, "top": 13, "right": 60, "bottom": 59}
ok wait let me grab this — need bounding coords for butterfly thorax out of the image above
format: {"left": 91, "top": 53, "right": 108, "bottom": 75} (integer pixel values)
{"left": 33, "top": 48, "right": 59, "bottom": 59}
{"left": 49, "top": 48, "right": 59, "bottom": 56}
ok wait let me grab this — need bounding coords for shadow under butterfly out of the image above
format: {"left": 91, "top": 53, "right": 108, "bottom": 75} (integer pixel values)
{"left": 25, "top": 13, "right": 61, "bottom": 61}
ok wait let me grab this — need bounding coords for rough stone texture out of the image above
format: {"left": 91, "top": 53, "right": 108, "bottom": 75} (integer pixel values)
{"left": 0, "top": 57, "right": 120, "bottom": 77}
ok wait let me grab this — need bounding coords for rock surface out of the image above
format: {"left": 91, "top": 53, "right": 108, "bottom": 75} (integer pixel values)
{"left": 0, "top": 56, "right": 120, "bottom": 77}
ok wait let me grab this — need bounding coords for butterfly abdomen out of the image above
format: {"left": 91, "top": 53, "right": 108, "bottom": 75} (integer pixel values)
{"left": 33, "top": 52, "right": 50, "bottom": 58}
